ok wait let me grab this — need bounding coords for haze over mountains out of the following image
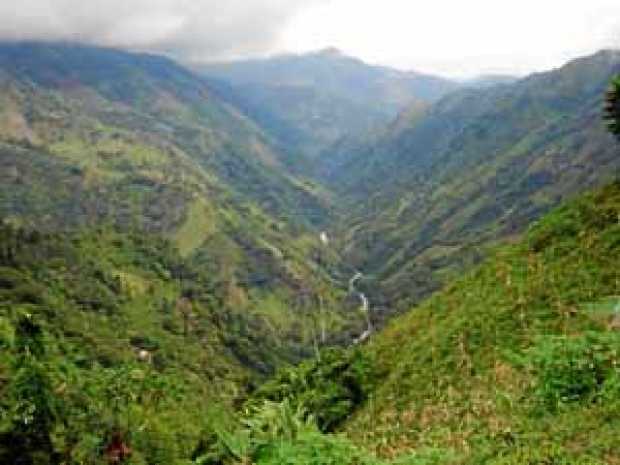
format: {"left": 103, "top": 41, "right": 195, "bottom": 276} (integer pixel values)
{"left": 1, "top": 39, "right": 620, "bottom": 464}
{"left": 199, "top": 48, "right": 459, "bottom": 160}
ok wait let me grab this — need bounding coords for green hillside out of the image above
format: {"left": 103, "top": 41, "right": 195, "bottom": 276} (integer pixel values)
{"left": 0, "top": 42, "right": 329, "bottom": 229}
{"left": 327, "top": 50, "right": 620, "bottom": 310}
{"left": 0, "top": 43, "right": 373, "bottom": 367}
{"left": 0, "top": 225, "right": 249, "bottom": 463}
{"left": 213, "top": 182, "right": 620, "bottom": 465}
{"left": 342, "top": 182, "right": 620, "bottom": 464}
{"left": 139, "top": 182, "right": 620, "bottom": 465}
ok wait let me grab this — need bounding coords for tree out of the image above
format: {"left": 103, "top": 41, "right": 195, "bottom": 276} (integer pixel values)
{"left": 604, "top": 75, "right": 620, "bottom": 138}
{"left": 0, "top": 315, "right": 60, "bottom": 465}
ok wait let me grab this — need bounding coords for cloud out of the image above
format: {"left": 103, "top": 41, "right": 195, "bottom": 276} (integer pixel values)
{"left": 0, "top": 0, "right": 326, "bottom": 62}
{"left": 2, "top": 0, "right": 619, "bottom": 76}
{"left": 283, "top": 0, "right": 620, "bottom": 77}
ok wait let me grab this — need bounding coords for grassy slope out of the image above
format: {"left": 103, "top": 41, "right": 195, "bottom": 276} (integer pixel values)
{"left": 168, "top": 183, "right": 620, "bottom": 465}
{"left": 344, "top": 183, "right": 620, "bottom": 464}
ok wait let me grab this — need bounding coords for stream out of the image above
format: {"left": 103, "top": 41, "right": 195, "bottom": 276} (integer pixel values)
{"left": 349, "top": 271, "right": 373, "bottom": 344}
{"left": 320, "top": 231, "right": 373, "bottom": 344}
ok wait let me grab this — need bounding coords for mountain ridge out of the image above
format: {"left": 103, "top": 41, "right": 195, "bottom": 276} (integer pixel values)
{"left": 197, "top": 48, "right": 459, "bottom": 160}
{"left": 1, "top": 40, "right": 620, "bottom": 464}
{"left": 325, "top": 48, "right": 620, "bottom": 309}
{"left": 0, "top": 41, "right": 371, "bottom": 374}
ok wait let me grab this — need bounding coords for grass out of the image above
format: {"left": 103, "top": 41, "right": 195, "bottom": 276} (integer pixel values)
{"left": 173, "top": 199, "right": 216, "bottom": 256}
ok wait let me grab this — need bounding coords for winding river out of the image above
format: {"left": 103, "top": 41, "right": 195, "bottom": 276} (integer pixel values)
{"left": 349, "top": 271, "right": 373, "bottom": 344}
{"left": 320, "top": 231, "right": 373, "bottom": 344}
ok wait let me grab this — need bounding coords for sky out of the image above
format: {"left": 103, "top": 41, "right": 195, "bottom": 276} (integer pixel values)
{"left": 1, "top": 0, "right": 620, "bottom": 78}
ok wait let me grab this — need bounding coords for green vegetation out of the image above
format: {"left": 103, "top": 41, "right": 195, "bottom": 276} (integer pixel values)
{"left": 344, "top": 182, "right": 620, "bottom": 463}
{"left": 0, "top": 224, "right": 248, "bottom": 463}
{"left": 2, "top": 41, "right": 620, "bottom": 465}
{"left": 249, "top": 348, "right": 375, "bottom": 432}
{"left": 172, "top": 199, "right": 215, "bottom": 257}
{"left": 190, "top": 349, "right": 455, "bottom": 465}
{"left": 328, "top": 50, "right": 620, "bottom": 311}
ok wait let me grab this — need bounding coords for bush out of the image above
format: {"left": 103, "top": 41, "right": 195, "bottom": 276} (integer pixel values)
{"left": 528, "top": 332, "right": 620, "bottom": 409}
{"left": 254, "top": 429, "right": 382, "bottom": 465}
{"left": 249, "top": 348, "right": 375, "bottom": 431}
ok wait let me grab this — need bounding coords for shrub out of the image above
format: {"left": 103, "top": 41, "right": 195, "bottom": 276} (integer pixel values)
{"left": 254, "top": 429, "right": 382, "bottom": 465}
{"left": 249, "top": 348, "right": 375, "bottom": 432}
{"left": 528, "top": 332, "right": 620, "bottom": 409}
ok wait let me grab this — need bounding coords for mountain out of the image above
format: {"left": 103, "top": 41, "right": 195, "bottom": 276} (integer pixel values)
{"left": 197, "top": 48, "right": 458, "bottom": 160}
{"left": 326, "top": 49, "right": 620, "bottom": 310}
{"left": 0, "top": 42, "right": 391, "bottom": 463}
{"left": 2, "top": 40, "right": 620, "bottom": 465}
{"left": 0, "top": 42, "right": 371, "bottom": 371}
{"left": 0, "top": 42, "right": 328, "bottom": 228}
{"left": 462, "top": 74, "right": 519, "bottom": 88}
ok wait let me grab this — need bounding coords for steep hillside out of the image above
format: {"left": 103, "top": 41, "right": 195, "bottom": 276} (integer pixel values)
{"left": 0, "top": 43, "right": 369, "bottom": 369}
{"left": 0, "top": 224, "right": 362, "bottom": 463}
{"left": 344, "top": 182, "right": 620, "bottom": 464}
{"left": 328, "top": 50, "right": 620, "bottom": 309}
{"left": 0, "top": 225, "right": 251, "bottom": 463}
{"left": 199, "top": 48, "right": 457, "bottom": 160}
{"left": 0, "top": 42, "right": 328, "bottom": 228}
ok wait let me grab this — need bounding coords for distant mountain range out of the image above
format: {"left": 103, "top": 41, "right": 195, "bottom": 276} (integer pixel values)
{"left": 2, "top": 41, "right": 620, "bottom": 319}
{"left": 198, "top": 48, "right": 459, "bottom": 160}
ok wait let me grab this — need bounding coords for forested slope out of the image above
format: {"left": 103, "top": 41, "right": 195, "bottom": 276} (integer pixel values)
{"left": 328, "top": 50, "right": 620, "bottom": 310}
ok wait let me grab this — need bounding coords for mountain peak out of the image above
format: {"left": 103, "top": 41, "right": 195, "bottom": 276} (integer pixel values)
{"left": 315, "top": 47, "right": 345, "bottom": 58}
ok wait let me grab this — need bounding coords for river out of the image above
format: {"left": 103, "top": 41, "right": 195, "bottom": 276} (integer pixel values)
{"left": 349, "top": 271, "right": 373, "bottom": 344}
{"left": 321, "top": 231, "right": 373, "bottom": 344}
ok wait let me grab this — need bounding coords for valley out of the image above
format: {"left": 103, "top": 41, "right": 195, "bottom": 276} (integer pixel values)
{"left": 0, "top": 40, "right": 619, "bottom": 465}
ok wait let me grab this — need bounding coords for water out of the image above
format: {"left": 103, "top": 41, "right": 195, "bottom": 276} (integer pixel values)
{"left": 349, "top": 271, "right": 373, "bottom": 344}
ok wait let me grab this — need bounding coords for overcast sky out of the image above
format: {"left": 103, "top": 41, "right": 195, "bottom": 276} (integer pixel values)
{"left": 1, "top": 0, "right": 619, "bottom": 78}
